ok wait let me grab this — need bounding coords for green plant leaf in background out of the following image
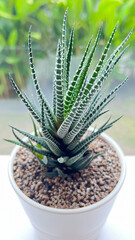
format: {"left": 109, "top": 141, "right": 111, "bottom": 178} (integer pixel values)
{"left": 8, "top": 29, "right": 18, "bottom": 47}
{"left": 0, "top": 0, "right": 135, "bottom": 98}
{"left": 0, "top": 33, "right": 6, "bottom": 51}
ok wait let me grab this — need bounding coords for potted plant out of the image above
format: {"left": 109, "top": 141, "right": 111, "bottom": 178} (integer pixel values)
{"left": 6, "top": 10, "right": 132, "bottom": 240}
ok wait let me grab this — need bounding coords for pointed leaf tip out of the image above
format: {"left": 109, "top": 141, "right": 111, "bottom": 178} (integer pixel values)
{"left": 29, "top": 25, "right": 32, "bottom": 32}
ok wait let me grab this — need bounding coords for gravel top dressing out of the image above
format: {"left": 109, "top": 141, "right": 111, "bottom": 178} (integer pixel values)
{"left": 13, "top": 135, "right": 121, "bottom": 209}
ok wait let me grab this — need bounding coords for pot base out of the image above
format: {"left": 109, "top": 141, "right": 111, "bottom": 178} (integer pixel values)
{"left": 34, "top": 224, "right": 100, "bottom": 240}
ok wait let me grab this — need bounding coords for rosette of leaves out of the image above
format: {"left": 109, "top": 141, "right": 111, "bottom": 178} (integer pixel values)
{"left": 5, "top": 10, "right": 133, "bottom": 177}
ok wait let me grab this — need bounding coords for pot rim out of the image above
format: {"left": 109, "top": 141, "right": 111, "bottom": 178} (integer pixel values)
{"left": 8, "top": 129, "right": 126, "bottom": 215}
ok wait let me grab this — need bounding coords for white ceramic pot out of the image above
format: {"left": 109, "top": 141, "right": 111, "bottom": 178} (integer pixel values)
{"left": 8, "top": 131, "right": 126, "bottom": 240}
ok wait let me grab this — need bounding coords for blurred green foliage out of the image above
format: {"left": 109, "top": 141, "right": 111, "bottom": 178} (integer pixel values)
{"left": 0, "top": 0, "right": 135, "bottom": 98}
{"left": 50, "top": 0, "right": 135, "bottom": 50}
{"left": 0, "top": 0, "right": 52, "bottom": 98}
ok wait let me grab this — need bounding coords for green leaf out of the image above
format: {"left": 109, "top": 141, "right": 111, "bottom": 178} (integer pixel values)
{"left": 31, "top": 116, "right": 38, "bottom": 137}
{"left": 4, "top": 139, "right": 27, "bottom": 148}
{"left": 29, "top": 0, "right": 48, "bottom": 12}
{"left": 0, "top": 34, "right": 6, "bottom": 51}
{"left": 8, "top": 29, "right": 18, "bottom": 46}
{"left": 0, "top": 9, "right": 18, "bottom": 20}
{"left": 31, "top": 32, "right": 41, "bottom": 40}
{"left": 6, "top": 57, "right": 20, "bottom": 64}
{"left": 29, "top": 138, "right": 44, "bottom": 160}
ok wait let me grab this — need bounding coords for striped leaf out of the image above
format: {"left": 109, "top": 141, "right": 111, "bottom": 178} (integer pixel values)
{"left": 65, "top": 148, "right": 86, "bottom": 166}
{"left": 5, "top": 138, "right": 29, "bottom": 149}
{"left": 57, "top": 94, "right": 82, "bottom": 139}
{"left": 54, "top": 40, "right": 64, "bottom": 124}
{"left": 64, "top": 26, "right": 102, "bottom": 123}
{"left": 44, "top": 137, "right": 64, "bottom": 157}
{"left": 72, "top": 25, "right": 102, "bottom": 105}
{"left": 67, "top": 110, "right": 109, "bottom": 151}
{"left": 12, "top": 126, "right": 63, "bottom": 158}
{"left": 70, "top": 24, "right": 118, "bottom": 127}
{"left": 64, "top": 37, "right": 92, "bottom": 115}
{"left": 10, "top": 125, "right": 50, "bottom": 151}
{"left": 71, "top": 116, "right": 121, "bottom": 156}
{"left": 9, "top": 74, "right": 41, "bottom": 123}
{"left": 68, "top": 77, "right": 127, "bottom": 151}
{"left": 72, "top": 152, "right": 103, "bottom": 170}
{"left": 71, "top": 151, "right": 93, "bottom": 170}
{"left": 65, "top": 26, "right": 74, "bottom": 92}
{"left": 28, "top": 27, "right": 56, "bottom": 130}
{"left": 83, "top": 23, "right": 118, "bottom": 98}
{"left": 58, "top": 31, "right": 105, "bottom": 139}
{"left": 69, "top": 44, "right": 128, "bottom": 131}
{"left": 87, "top": 45, "right": 129, "bottom": 99}
{"left": 11, "top": 128, "right": 55, "bottom": 157}
{"left": 41, "top": 101, "right": 60, "bottom": 145}
{"left": 100, "top": 28, "right": 133, "bottom": 80}
{"left": 61, "top": 8, "right": 68, "bottom": 96}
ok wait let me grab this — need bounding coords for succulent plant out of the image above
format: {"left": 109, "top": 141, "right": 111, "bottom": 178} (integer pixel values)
{"left": 5, "top": 10, "right": 132, "bottom": 177}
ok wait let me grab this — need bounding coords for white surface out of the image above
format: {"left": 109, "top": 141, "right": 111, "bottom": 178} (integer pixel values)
{"left": 0, "top": 155, "right": 135, "bottom": 240}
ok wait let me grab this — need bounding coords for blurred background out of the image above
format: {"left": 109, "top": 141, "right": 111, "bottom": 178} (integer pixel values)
{"left": 0, "top": 0, "right": 135, "bottom": 155}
